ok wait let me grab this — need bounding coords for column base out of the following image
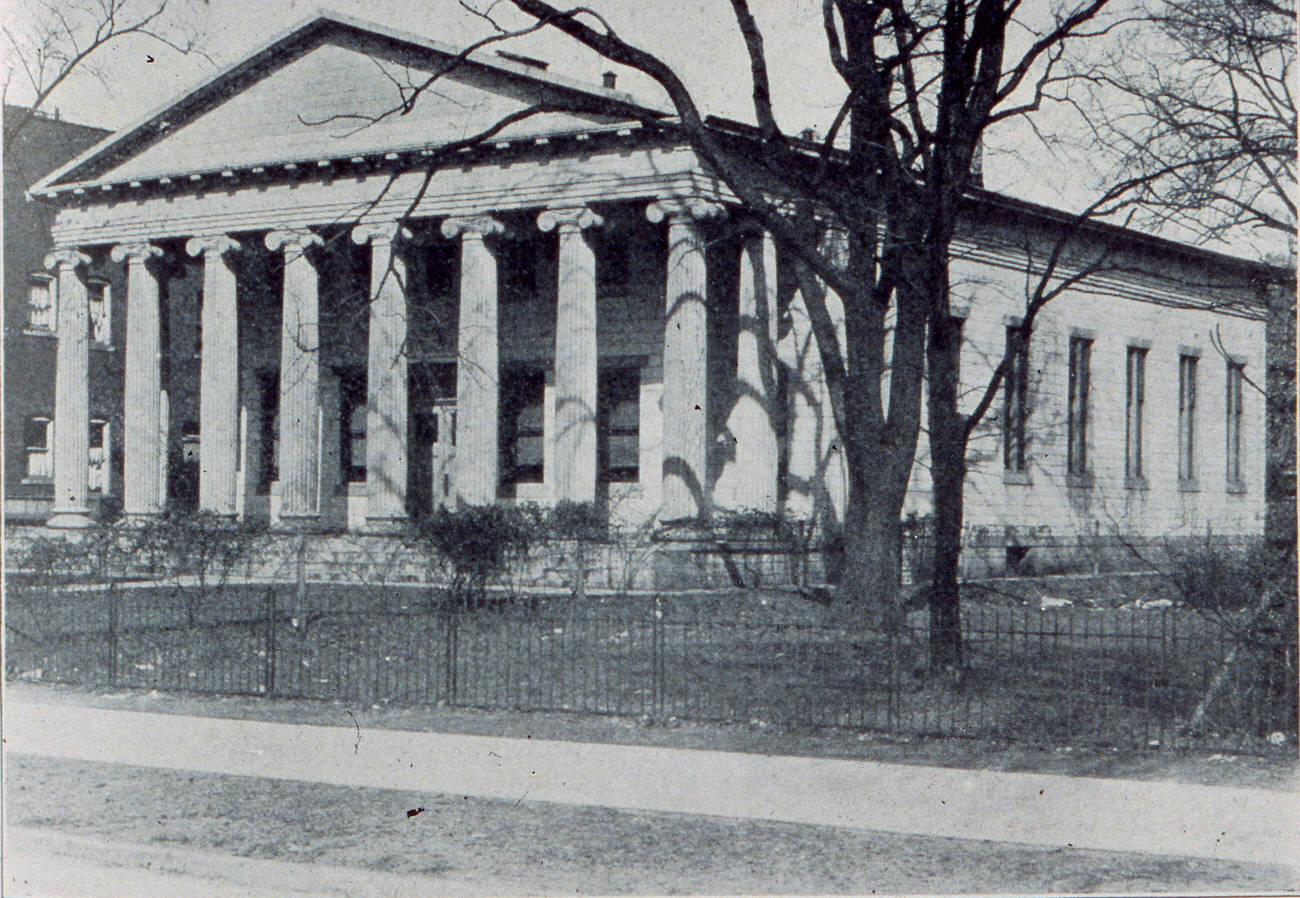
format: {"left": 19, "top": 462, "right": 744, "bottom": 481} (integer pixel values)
{"left": 46, "top": 511, "right": 95, "bottom": 530}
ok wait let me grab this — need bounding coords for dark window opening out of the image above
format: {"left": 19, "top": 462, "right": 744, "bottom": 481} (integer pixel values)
{"left": 1125, "top": 346, "right": 1146, "bottom": 481}
{"left": 598, "top": 366, "right": 640, "bottom": 483}
{"left": 339, "top": 367, "right": 367, "bottom": 483}
{"left": 258, "top": 370, "right": 279, "bottom": 494}
{"left": 1003, "top": 326, "right": 1029, "bottom": 472}
{"left": 1226, "top": 360, "right": 1244, "bottom": 485}
{"left": 500, "top": 367, "right": 546, "bottom": 494}
{"left": 1067, "top": 336, "right": 1091, "bottom": 478}
{"left": 1178, "top": 354, "right": 1198, "bottom": 482}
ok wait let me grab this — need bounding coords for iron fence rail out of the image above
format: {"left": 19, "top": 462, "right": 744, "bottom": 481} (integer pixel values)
{"left": 5, "top": 582, "right": 1291, "bottom": 750}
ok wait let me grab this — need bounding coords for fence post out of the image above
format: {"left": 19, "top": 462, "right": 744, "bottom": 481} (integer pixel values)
{"left": 443, "top": 606, "right": 459, "bottom": 706}
{"left": 263, "top": 585, "right": 277, "bottom": 697}
{"left": 651, "top": 594, "right": 665, "bottom": 718}
{"left": 107, "top": 581, "right": 119, "bottom": 687}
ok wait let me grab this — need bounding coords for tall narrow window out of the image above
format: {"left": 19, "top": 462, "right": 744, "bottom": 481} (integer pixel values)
{"left": 258, "top": 370, "right": 279, "bottom": 493}
{"left": 24, "top": 416, "right": 51, "bottom": 480}
{"left": 339, "top": 368, "right": 367, "bottom": 483}
{"left": 1067, "top": 336, "right": 1092, "bottom": 479}
{"left": 1125, "top": 346, "right": 1147, "bottom": 483}
{"left": 87, "top": 277, "right": 111, "bottom": 345}
{"left": 598, "top": 367, "right": 641, "bottom": 483}
{"left": 499, "top": 367, "right": 545, "bottom": 494}
{"left": 1226, "top": 360, "right": 1245, "bottom": 487}
{"left": 1003, "top": 326, "right": 1029, "bottom": 473}
{"left": 27, "top": 273, "right": 54, "bottom": 330}
{"left": 1178, "top": 354, "right": 1198, "bottom": 484}
{"left": 88, "top": 419, "right": 108, "bottom": 492}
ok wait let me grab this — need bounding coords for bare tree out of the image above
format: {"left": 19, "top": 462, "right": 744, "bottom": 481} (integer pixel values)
{"left": 409, "top": 0, "right": 1117, "bottom": 636}
{"left": 1089, "top": 0, "right": 1295, "bottom": 248}
{"left": 2, "top": 0, "right": 209, "bottom": 138}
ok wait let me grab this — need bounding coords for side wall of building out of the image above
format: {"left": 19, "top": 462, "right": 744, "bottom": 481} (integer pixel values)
{"left": 3, "top": 108, "right": 113, "bottom": 521}
{"left": 901, "top": 218, "right": 1267, "bottom": 570}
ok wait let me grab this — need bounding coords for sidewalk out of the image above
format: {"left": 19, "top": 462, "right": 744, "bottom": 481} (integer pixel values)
{"left": 6, "top": 698, "right": 1297, "bottom": 869}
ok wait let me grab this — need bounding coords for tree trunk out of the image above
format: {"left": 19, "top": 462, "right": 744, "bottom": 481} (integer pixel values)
{"left": 836, "top": 488, "right": 905, "bottom": 632}
{"left": 927, "top": 313, "right": 966, "bottom": 670}
{"left": 929, "top": 441, "right": 965, "bottom": 669}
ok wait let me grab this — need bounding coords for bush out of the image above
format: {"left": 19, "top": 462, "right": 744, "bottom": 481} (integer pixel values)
{"left": 546, "top": 501, "right": 609, "bottom": 598}
{"left": 1163, "top": 536, "right": 1297, "bottom": 738}
{"left": 547, "top": 500, "right": 608, "bottom": 541}
{"left": 405, "top": 505, "right": 542, "bottom": 605}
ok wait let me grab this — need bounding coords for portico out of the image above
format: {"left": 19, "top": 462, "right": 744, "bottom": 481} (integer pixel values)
{"left": 38, "top": 173, "right": 786, "bottom": 532}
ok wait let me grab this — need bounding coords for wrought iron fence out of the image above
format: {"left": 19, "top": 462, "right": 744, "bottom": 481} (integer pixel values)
{"left": 6, "top": 579, "right": 1292, "bottom": 750}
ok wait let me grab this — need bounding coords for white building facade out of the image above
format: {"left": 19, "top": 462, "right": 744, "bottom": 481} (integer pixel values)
{"left": 27, "top": 13, "right": 1271, "bottom": 556}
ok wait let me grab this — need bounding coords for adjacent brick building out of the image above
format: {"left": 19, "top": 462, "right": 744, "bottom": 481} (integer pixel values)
{"left": 3, "top": 106, "right": 112, "bottom": 521}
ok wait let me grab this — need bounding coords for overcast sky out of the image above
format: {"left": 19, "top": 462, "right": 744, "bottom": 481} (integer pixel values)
{"left": 1, "top": 0, "right": 1278, "bottom": 258}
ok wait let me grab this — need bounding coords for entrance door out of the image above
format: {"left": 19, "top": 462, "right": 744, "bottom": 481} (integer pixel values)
{"left": 428, "top": 400, "right": 456, "bottom": 509}
{"left": 408, "top": 362, "right": 456, "bottom": 516}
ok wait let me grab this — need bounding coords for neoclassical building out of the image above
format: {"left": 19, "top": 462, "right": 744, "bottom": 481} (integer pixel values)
{"left": 22, "top": 12, "right": 1276, "bottom": 551}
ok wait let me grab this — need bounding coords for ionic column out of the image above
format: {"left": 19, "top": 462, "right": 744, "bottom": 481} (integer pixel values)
{"left": 45, "top": 247, "right": 93, "bottom": 528}
{"left": 538, "top": 206, "right": 603, "bottom": 503}
{"left": 723, "top": 230, "right": 780, "bottom": 512}
{"left": 352, "top": 221, "right": 411, "bottom": 528}
{"left": 187, "top": 234, "right": 242, "bottom": 517}
{"left": 265, "top": 229, "right": 324, "bottom": 523}
{"left": 647, "top": 198, "right": 726, "bottom": 521}
{"left": 111, "top": 242, "right": 165, "bottom": 520}
{"left": 441, "top": 214, "right": 504, "bottom": 505}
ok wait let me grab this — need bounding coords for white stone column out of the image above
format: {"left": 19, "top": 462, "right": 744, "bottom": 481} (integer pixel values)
{"left": 266, "top": 229, "right": 324, "bottom": 524}
{"left": 722, "top": 230, "right": 780, "bottom": 512}
{"left": 538, "top": 206, "right": 603, "bottom": 504}
{"left": 187, "top": 235, "right": 242, "bottom": 517}
{"left": 352, "top": 221, "right": 411, "bottom": 529}
{"left": 111, "top": 242, "right": 165, "bottom": 521}
{"left": 45, "top": 247, "right": 93, "bottom": 528}
{"left": 646, "top": 198, "right": 726, "bottom": 521}
{"left": 441, "top": 214, "right": 504, "bottom": 505}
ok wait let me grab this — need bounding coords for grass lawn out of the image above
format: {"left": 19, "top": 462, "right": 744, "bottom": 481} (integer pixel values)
{"left": 7, "top": 753, "right": 1294, "bottom": 895}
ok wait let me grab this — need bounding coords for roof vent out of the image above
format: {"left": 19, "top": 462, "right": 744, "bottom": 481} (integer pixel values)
{"left": 602, "top": 71, "right": 617, "bottom": 90}
{"left": 496, "top": 49, "right": 549, "bottom": 71}
{"left": 799, "top": 127, "right": 817, "bottom": 143}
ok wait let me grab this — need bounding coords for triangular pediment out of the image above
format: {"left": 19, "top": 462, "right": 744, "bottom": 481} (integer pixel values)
{"left": 40, "top": 13, "right": 656, "bottom": 190}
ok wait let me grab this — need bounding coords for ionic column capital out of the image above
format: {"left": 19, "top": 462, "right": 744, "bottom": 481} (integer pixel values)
{"left": 264, "top": 229, "right": 323, "bottom": 254}
{"left": 44, "top": 247, "right": 91, "bottom": 272}
{"left": 440, "top": 214, "right": 505, "bottom": 241}
{"left": 351, "top": 220, "right": 412, "bottom": 247}
{"left": 646, "top": 197, "right": 728, "bottom": 225}
{"left": 111, "top": 242, "right": 164, "bottom": 264}
{"left": 185, "top": 234, "right": 242, "bottom": 259}
{"left": 537, "top": 206, "right": 604, "bottom": 234}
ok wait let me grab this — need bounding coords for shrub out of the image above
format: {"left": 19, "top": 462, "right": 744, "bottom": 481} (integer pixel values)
{"left": 405, "top": 505, "right": 542, "bottom": 605}
{"left": 547, "top": 500, "right": 608, "bottom": 541}
{"left": 1163, "top": 536, "right": 1297, "bottom": 739}
{"left": 546, "top": 501, "right": 609, "bottom": 598}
